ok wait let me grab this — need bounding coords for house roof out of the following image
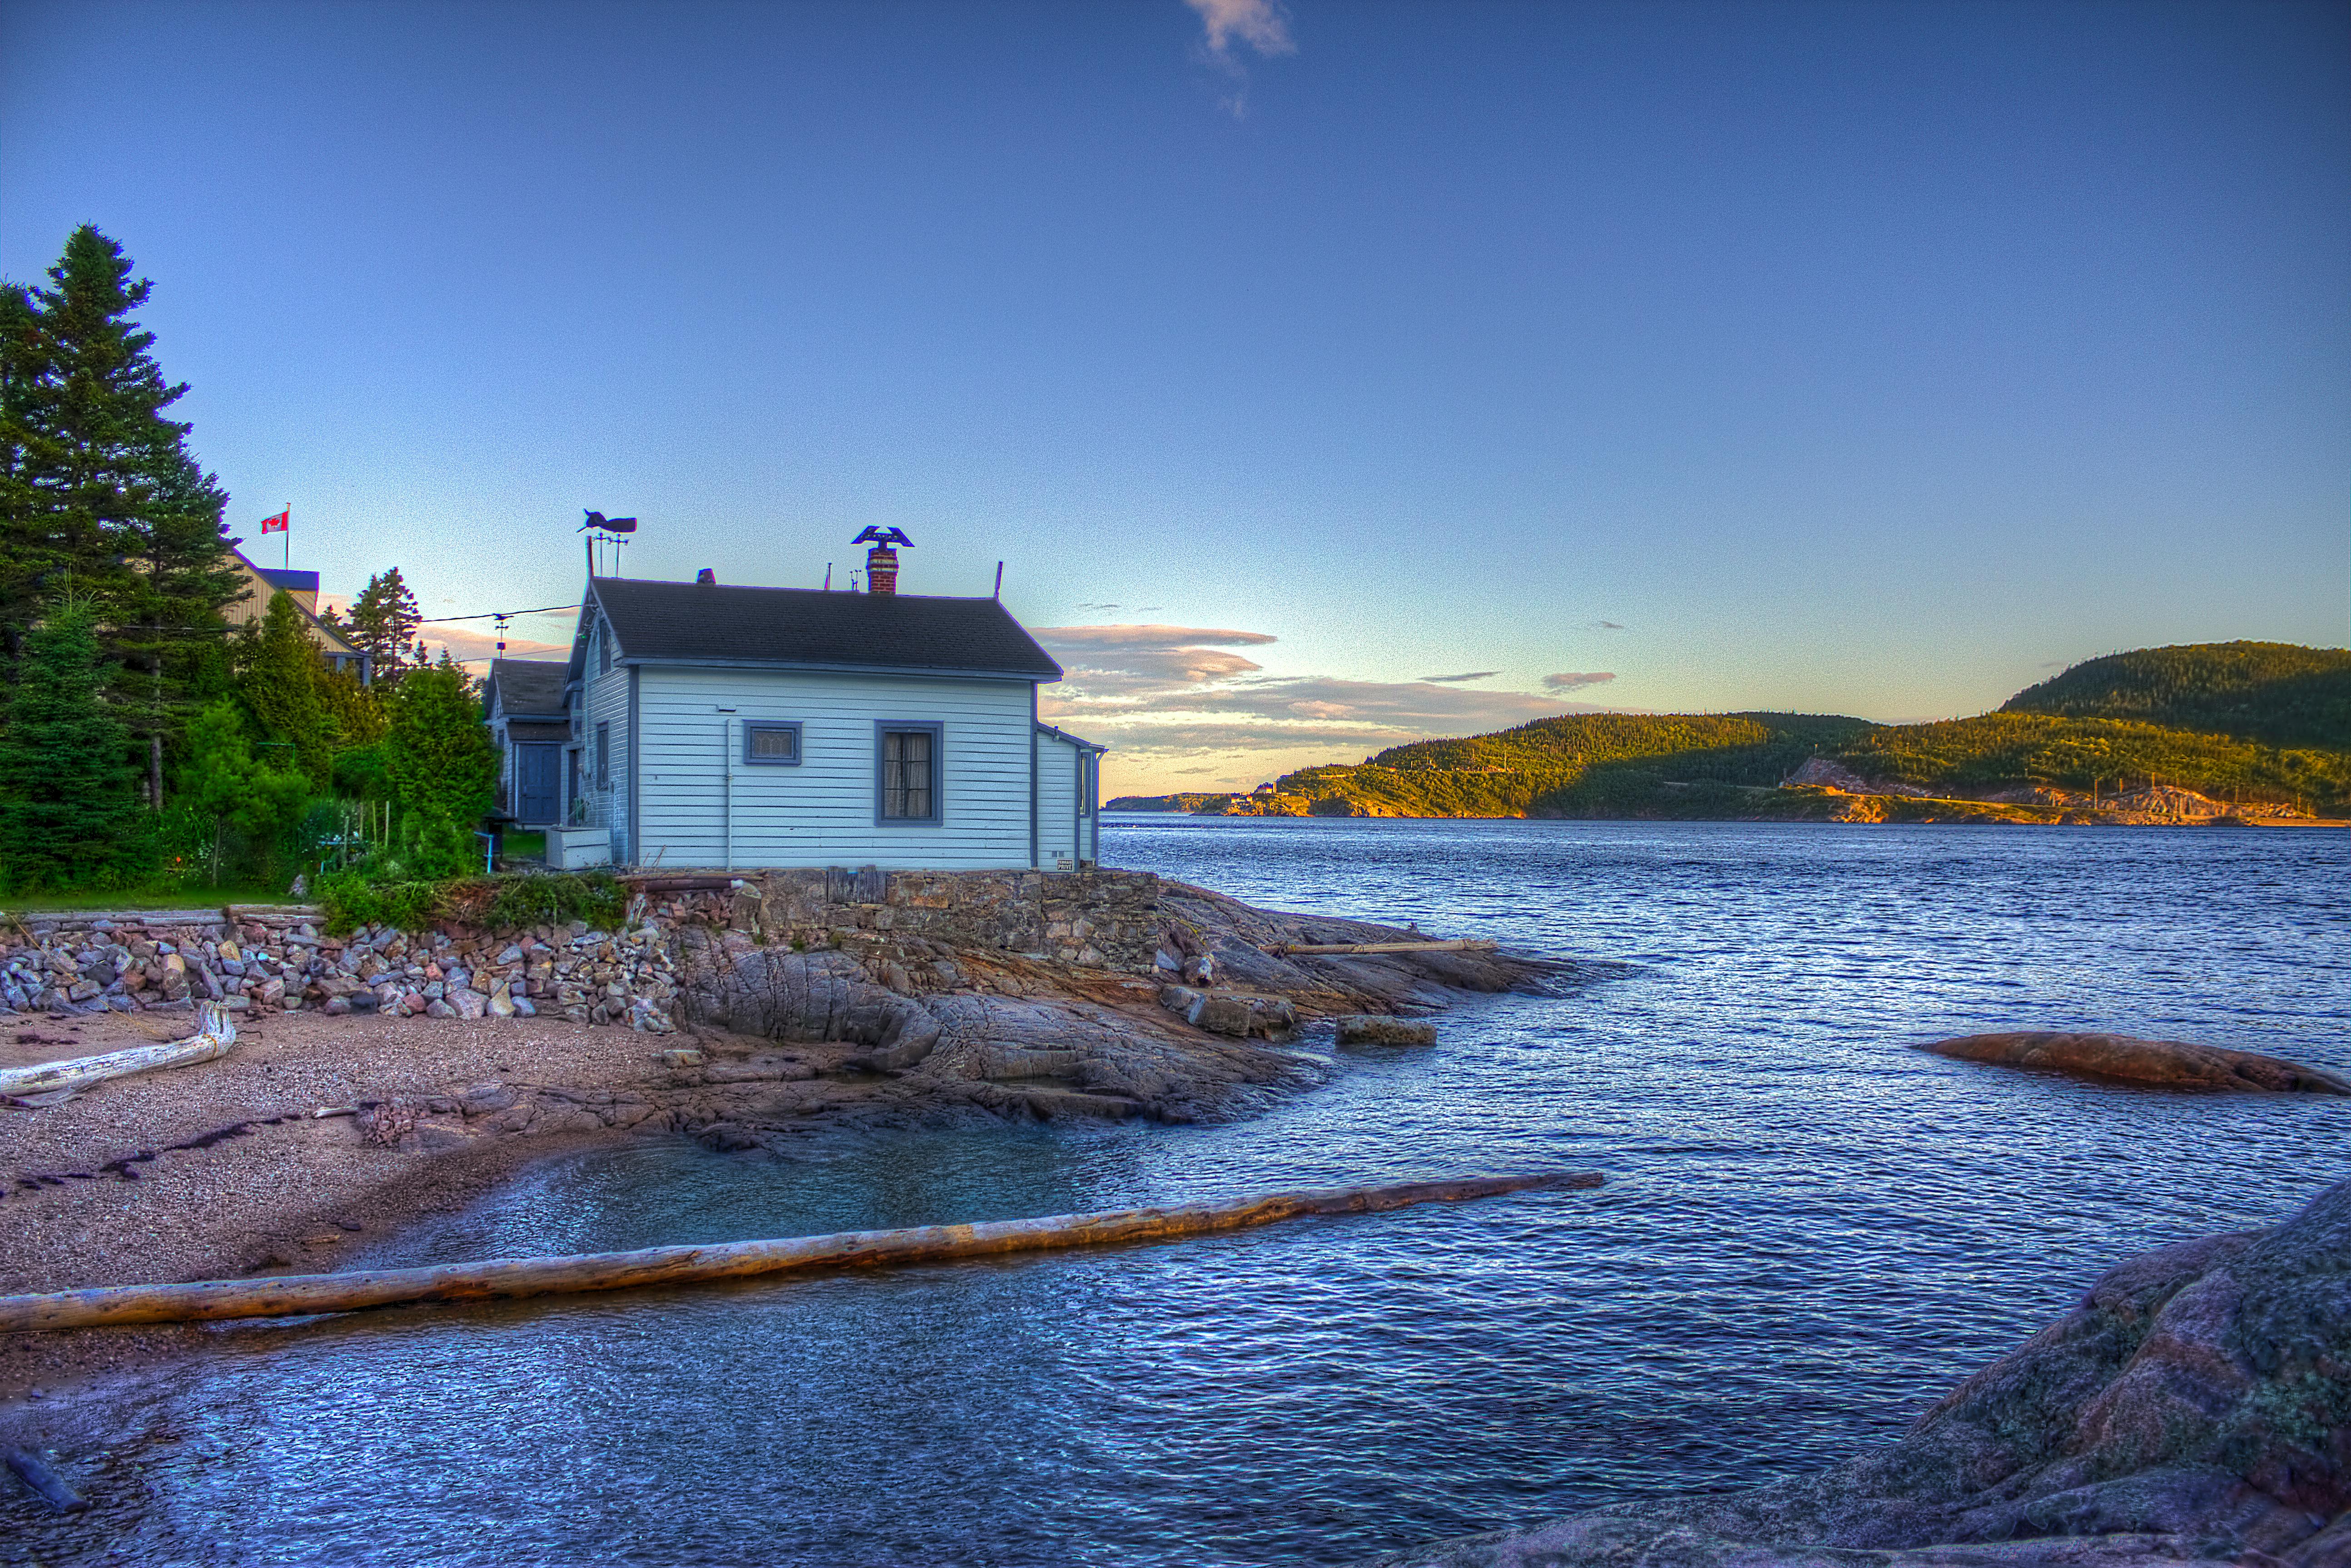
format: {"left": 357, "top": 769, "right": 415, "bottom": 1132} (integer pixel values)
{"left": 225, "top": 549, "right": 364, "bottom": 660}
{"left": 1036, "top": 722, "right": 1107, "bottom": 752}
{"left": 587, "top": 577, "right": 1063, "bottom": 682}
{"left": 487, "top": 658, "right": 570, "bottom": 717}
{"left": 258, "top": 568, "right": 320, "bottom": 594}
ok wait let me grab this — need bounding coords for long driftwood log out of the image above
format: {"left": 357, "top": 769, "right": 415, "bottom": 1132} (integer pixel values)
{"left": 0, "top": 1171, "right": 1602, "bottom": 1332}
{"left": 0, "top": 1003, "right": 237, "bottom": 1106}
{"left": 1269, "top": 939, "right": 1500, "bottom": 956}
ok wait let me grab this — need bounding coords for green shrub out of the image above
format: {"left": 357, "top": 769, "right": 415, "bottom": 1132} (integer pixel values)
{"left": 317, "top": 870, "right": 453, "bottom": 935}
{"left": 484, "top": 871, "right": 625, "bottom": 930}
{"left": 317, "top": 867, "right": 626, "bottom": 935}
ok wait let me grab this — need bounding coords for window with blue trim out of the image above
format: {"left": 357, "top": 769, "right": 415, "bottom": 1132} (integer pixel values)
{"left": 876, "top": 723, "right": 942, "bottom": 823}
{"left": 743, "top": 721, "right": 803, "bottom": 766}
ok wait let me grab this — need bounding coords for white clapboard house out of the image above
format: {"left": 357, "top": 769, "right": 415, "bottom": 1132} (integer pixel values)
{"left": 484, "top": 658, "right": 573, "bottom": 827}
{"left": 547, "top": 562, "right": 1103, "bottom": 871}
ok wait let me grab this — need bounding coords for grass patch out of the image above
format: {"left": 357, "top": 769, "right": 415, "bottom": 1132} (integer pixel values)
{"left": 0, "top": 883, "right": 289, "bottom": 915}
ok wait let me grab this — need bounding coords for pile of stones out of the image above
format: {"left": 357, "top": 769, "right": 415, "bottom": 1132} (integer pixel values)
{"left": 0, "top": 911, "right": 678, "bottom": 1032}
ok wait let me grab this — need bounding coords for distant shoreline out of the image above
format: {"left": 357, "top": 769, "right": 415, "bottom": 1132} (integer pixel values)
{"left": 1105, "top": 794, "right": 2351, "bottom": 828}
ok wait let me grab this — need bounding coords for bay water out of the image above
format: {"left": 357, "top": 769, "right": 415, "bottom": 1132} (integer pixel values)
{"left": 7, "top": 820, "right": 2346, "bottom": 1565}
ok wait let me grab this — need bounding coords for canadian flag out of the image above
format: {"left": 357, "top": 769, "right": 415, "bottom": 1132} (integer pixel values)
{"left": 260, "top": 509, "right": 289, "bottom": 534}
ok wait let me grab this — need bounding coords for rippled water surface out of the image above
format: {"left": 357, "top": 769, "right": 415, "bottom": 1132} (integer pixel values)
{"left": 11, "top": 821, "right": 2348, "bottom": 1566}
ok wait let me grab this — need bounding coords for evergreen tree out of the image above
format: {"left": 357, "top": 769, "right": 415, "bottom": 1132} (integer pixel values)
{"left": 0, "top": 227, "right": 241, "bottom": 799}
{"left": 239, "top": 591, "right": 335, "bottom": 787}
{"left": 317, "top": 663, "right": 388, "bottom": 749}
{"left": 347, "top": 568, "right": 424, "bottom": 681}
{"left": 178, "top": 699, "right": 311, "bottom": 885}
{"left": 382, "top": 662, "right": 500, "bottom": 874}
{"left": 0, "top": 601, "right": 151, "bottom": 891}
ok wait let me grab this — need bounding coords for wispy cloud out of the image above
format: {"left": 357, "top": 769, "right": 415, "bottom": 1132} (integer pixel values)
{"left": 1188, "top": 0, "right": 1294, "bottom": 55}
{"left": 1543, "top": 671, "right": 1617, "bottom": 690}
{"left": 1038, "top": 622, "right": 1617, "bottom": 769}
{"left": 1037, "top": 624, "right": 1276, "bottom": 650}
{"left": 1185, "top": 0, "right": 1294, "bottom": 115}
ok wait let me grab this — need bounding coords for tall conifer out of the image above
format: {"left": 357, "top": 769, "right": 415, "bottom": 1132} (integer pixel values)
{"left": 241, "top": 592, "right": 336, "bottom": 788}
{"left": 347, "top": 568, "right": 425, "bottom": 681}
{"left": 0, "top": 602, "right": 150, "bottom": 891}
{"left": 0, "top": 227, "right": 242, "bottom": 801}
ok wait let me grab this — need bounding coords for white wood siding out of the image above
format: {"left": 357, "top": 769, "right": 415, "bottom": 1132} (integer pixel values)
{"left": 633, "top": 668, "right": 1038, "bottom": 871}
{"left": 584, "top": 631, "right": 630, "bottom": 859}
{"left": 1037, "top": 731, "right": 1078, "bottom": 866}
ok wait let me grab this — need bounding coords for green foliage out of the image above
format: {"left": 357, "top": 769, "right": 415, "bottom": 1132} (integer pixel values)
{"left": 346, "top": 566, "right": 424, "bottom": 681}
{"left": 485, "top": 871, "right": 625, "bottom": 930}
{"left": 1248, "top": 657, "right": 2351, "bottom": 819}
{"left": 238, "top": 591, "right": 336, "bottom": 786}
{"left": 1273, "top": 712, "right": 1881, "bottom": 818}
{"left": 317, "top": 870, "right": 623, "bottom": 936}
{"left": 332, "top": 742, "right": 393, "bottom": 800}
{"left": 0, "top": 601, "right": 154, "bottom": 890}
{"left": 317, "top": 663, "right": 387, "bottom": 747}
{"left": 176, "top": 699, "right": 312, "bottom": 884}
{"left": 2002, "top": 642, "right": 2351, "bottom": 750}
{"left": 0, "top": 226, "right": 240, "bottom": 755}
{"left": 382, "top": 663, "right": 501, "bottom": 871}
{"left": 1833, "top": 713, "right": 2349, "bottom": 807}
{"left": 316, "top": 869, "right": 452, "bottom": 935}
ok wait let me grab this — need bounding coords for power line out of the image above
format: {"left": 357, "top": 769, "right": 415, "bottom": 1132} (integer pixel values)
{"left": 426, "top": 603, "right": 582, "bottom": 624}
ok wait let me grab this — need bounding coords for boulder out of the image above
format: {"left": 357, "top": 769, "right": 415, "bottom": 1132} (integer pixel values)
{"left": 1921, "top": 1032, "right": 2348, "bottom": 1094}
{"left": 1336, "top": 1015, "right": 1437, "bottom": 1046}
{"left": 1159, "top": 984, "right": 1297, "bottom": 1040}
{"left": 1364, "top": 1178, "right": 2351, "bottom": 1568}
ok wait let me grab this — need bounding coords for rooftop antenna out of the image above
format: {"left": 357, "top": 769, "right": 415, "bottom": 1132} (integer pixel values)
{"left": 579, "top": 509, "right": 638, "bottom": 577}
{"left": 993, "top": 560, "right": 1003, "bottom": 599}
{"left": 823, "top": 563, "right": 833, "bottom": 591}
{"left": 493, "top": 613, "right": 510, "bottom": 655}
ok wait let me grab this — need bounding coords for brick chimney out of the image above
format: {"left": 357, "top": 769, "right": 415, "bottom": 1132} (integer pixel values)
{"left": 695, "top": 567, "right": 716, "bottom": 585}
{"left": 865, "top": 543, "right": 898, "bottom": 595}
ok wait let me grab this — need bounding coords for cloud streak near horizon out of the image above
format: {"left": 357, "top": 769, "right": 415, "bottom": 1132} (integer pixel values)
{"left": 1543, "top": 671, "right": 1617, "bottom": 690}
{"left": 1037, "top": 622, "right": 1614, "bottom": 762}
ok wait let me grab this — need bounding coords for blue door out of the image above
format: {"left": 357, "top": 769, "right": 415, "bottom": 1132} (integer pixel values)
{"left": 516, "top": 744, "right": 560, "bottom": 824}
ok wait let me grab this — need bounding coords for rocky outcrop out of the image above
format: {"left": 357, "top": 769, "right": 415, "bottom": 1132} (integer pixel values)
{"left": 1364, "top": 1179, "right": 2351, "bottom": 1568}
{"left": 1921, "top": 1033, "right": 2350, "bottom": 1095}
{"left": 656, "top": 878, "right": 1567, "bottom": 1142}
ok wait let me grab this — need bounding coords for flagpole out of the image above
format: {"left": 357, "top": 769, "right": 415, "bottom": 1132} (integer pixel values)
{"left": 283, "top": 505, "right": 291, "bottom": 570}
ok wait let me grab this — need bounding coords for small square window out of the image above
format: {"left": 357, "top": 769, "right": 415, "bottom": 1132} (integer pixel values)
{"left": 744, "top": 722, "right": 803, "bottom": 766}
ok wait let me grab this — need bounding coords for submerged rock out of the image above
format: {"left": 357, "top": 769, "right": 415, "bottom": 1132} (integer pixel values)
{"left": 1364, "top": 1179, "right": 2351, "bottom": 1567}
{"left": 1920, "top": 1032, "right": 2349, "bottom": 1094}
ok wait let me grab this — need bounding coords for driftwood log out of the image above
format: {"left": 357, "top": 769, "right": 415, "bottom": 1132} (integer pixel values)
{"left": 2, "top": 1446, "right": 88, "bottom": 1514}
{"left": 1269, "top": 939, "right": 1499, "bottom": 956}
{"left": 0, "top": 1004, "right": 237, "bottom": 1106}
{"left": 0, "top": 1171, "right": 1603, "bottom": 1332}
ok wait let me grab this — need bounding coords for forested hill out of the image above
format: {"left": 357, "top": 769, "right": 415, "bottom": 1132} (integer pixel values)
{"left": 1999, "top": 642, "right": 2351, "bottom": 749}
{"left": 1106, "top": 642, "right": 2351, "bottom": 821}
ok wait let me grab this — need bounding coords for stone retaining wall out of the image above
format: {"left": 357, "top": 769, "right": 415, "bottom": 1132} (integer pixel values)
{"left": 0, "top": 868, "right": 1165, "bottom": 1030}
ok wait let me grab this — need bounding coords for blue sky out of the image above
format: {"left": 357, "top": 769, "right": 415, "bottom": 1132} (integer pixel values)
{"left": 5, "top": 0, "right": 2345, "bottom": 791}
